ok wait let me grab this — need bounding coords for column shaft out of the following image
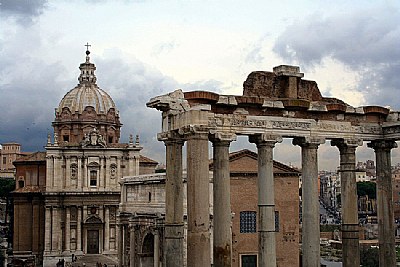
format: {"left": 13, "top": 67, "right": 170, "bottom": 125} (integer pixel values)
{"left": 250, "top": 134, "right": 281, "bottom": 267}
{"left": 65, "top": 207, "right": 71, "bottom": 252}
{"left": 212, "top": 138, "right": 233, "bottom": 267}
{"left": 105, "top": 207, "right": 110, "bottom": 252}
{"left": 332, "top": 139, "right": 361, "bottom": 267}
{"left": 368, "top": 140, "right": 397, "bottom": 267}
{"left": 130, "top": 224, "right": 135, "bottom": 267}
{"left": 293, "top": 137, "right": 323, "bottom": 267}
{"left": 187, "top": 133, "right": 211, "bottom": 267}
{"left": 164, "top": 139, "right": 184, "bottom": 267}
{"left": 66, "top": 157, "right": 71, "bottom": 188}
{"left": 51, "top": 207, "right": 61, "bottom": 253}
{"left": 77, "top": 206, "right": 82, "bottom": 251}
{"left": 77, "top": 156, "right": 82, "bottom": 190}
{"left": 154, "top": 231, "right": 160, "bottom": 267}
{"left": 118, "top": 223, "right": 123, "bottom": 267}
{"left": 44, "top": 207, "right": 52, "bottom": 252}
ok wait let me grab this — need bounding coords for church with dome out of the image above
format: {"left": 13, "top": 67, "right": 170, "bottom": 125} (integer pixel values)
{"left": 11, "top": 48, "right": 158, "bottom": 266}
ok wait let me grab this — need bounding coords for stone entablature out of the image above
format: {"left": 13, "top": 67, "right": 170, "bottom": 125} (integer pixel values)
{"left": 147, "top": 65, "right": 400, "bottom": 267}
{"left": 147, "top": 65, "right": 400, "bottom": 142}
{"left": 149, "top": 94, "right": 400, "bottom": 142}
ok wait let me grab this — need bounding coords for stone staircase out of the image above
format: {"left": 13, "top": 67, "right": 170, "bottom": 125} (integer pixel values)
{"left": 70, "top": 254, "right": 118, "bottom": 267}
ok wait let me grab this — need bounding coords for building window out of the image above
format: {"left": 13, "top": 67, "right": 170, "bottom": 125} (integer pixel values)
{"left": 2, "top": 157, "right": 6, "bottom": 165}
{"left": 90, "top": 170, "right": 97, "bottom": 186}
{"left": 108, "top": 136, "right": 113, "bottom": 143}
{"left": 18, "top": 180, "right": 24, "bottom": 188}
{"left": 240, "top": 211, "right": 257, "bottom": 233}
{"left": 63, "top": 135, "right": 69, "bottom": 142}
{"left": 241, "top": 255, "right": 257, "bottom": 267}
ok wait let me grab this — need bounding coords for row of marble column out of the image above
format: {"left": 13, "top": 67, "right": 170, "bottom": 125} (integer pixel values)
{"left": 162, "top": 130, "right": 397, "bottom": 267}
{"left": 44, "top": 206, "right": 114, "bottom": 255}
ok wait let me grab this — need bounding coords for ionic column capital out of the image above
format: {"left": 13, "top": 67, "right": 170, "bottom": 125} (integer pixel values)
{"left": 209, "top": 132, "right": 236, "bottom": 146}
{"left": 331, "top": 138, "right": 363, "bottom": 153}
{"left": 249, "top": 133, "right": 282, "bottom": 147}
{"left": 179, "top": 125, "right": 209, "bottom": 140}
{"left": 293, "top": 136, "right": 325, "bottom": 148}
{"left": 158, "top": 130, "right": 185, "bottom": 144}
{"left": 367, "top": 139, "right": 397, "bottom": 151}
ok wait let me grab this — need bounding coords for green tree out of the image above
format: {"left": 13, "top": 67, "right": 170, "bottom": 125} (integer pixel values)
{"left": 0, "top": 179, "right": 15, "bottom": 198}
{"left": 357, "top": 181, "right": 376, "bottom": 199}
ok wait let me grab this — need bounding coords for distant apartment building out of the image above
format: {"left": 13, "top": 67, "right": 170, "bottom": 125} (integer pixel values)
{"left": 0, "top": 143, "right": 28, "bottom": 179}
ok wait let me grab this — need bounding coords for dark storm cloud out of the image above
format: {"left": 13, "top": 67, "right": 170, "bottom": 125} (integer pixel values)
{"left": 0, "top": 0, "right": 48, "bottom": 24}
{"left": 273, "top": 6, "right": 400, "bottom": 108}
{"left": 0, "top": 60, "right": 67, "bottom": 151}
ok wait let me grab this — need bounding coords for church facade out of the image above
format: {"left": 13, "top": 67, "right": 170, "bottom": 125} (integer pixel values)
{"left": 12, "top": 49, "right": 157, "bottom": 267}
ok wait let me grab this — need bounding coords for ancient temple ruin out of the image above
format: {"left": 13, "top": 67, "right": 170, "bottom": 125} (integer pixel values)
{"left": 147, "top": 65, "right": 400, "bottom": 267}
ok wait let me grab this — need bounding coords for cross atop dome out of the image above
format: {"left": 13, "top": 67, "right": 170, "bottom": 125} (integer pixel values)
{"left": 78, "top": 42, "right": 97, "bottom": 84}
{"left": 85, "top": 42, "right": 91, "bottom": 63}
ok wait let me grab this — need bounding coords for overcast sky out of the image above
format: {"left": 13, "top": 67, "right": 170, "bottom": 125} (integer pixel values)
{"left": 1, "top": 0, "right": 399, "bottom": 171}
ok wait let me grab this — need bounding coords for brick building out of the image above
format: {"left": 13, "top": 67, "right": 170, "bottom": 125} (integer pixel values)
{"left": 0, "top": 143, "right": 27, "bottom": 178}
{"left": 225, "top": 149, "right": 300, "bottom": 267}
{"left": 120, "top": 149, "right": 301, "bottom": 267}
{"left": 12, "top": 152, "right": 47, "bottom": 266}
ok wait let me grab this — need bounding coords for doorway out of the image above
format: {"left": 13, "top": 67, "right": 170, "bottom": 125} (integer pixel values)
{"left": 87, "top": 230, "right": 99, "bottom": 254}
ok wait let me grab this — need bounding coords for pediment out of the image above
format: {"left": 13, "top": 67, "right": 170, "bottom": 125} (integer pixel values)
{"left": 210, "top": 149, "right": 300, "bottom": 175}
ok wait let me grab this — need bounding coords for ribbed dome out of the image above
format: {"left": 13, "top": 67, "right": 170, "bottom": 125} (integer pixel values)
{"left": 53, "top": 47, "right": 122, "bottom": 146}
{"left": 57, "top": 84, "right": 116, "bottom": 114}
{"left": 57, "top": 49, "right": 117, "bottom": 115}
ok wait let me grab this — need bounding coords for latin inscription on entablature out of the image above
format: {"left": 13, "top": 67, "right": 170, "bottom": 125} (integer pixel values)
{"left": 356, "top": 125, "right": 382, "bottom": 134}
{"left": 383, "top": 125, "right": 400, "bottom": 135}
{"left": 208, "top": 116, "right": 312, "bottom": 130}
{"left": 316, "top": 121, "right": 352, "bottom": 132}
{"left": 207, "top": 115, "right": 383, "bottom": 137}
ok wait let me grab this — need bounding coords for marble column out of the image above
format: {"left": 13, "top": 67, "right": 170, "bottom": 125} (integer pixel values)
{"left": 77, "top": 156, "right": 82, "bottom": 190}
{"left": 51, "top": 206, "right": 61, "bottom": 253}
{"left": 186, "top": 131, "right": 211, "bottom": 267}
{"left": 65, "top": 157, "right": 71, "bottom": 189}
{"left": 129, "top": 221, "right": 135, "bottom": 267}
{"left": 105, "top": 207, "right": 110, "bottom": 252}
{"left": 293, "top": 137, "right": 324, "bottom": 267}
{"left": 117, "top": 222, "right": 123, "bottom": 267}
{"left": 46, "top": 155, "right": 54, "bottom": 189}
{"left": 99, "top": 156, "right": 104, "bottom": 188}
{"left": 211, "top": 133, "right": 236, "bottom": 267}
{"left": 368, "top": 140, "right": 397, "bottom": 267}
{"left": 332, "top": 139, "right": 362, "bottom": 267}
{"left": 65, "top": 206, "right": 71, "bottom": 252}
{"left": 44, "top": 206, "right": 52, "bottom": 253}
{"left": 154, "top": 230, "right": 160, "bottom": 267}
{"left": 54, "top": 156, "right": 61, "bottom": 190}
{"left": 77, "top": 207, "right": 82, "bottom": 252}
{"left": 250, "top": 134, "right": 282, "bottom": 267}
{"left": 163, "top": 137, "right": 185, "bottom": 267}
